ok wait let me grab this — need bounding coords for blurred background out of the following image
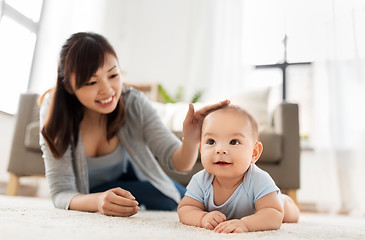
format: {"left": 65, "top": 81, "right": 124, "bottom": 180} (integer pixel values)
{"left": 0, "top": 0, "right": 364, "bottom": 216}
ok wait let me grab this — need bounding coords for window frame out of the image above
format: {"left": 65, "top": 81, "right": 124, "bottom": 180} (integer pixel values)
{"left": 0, "top": 0, "right": 44, "bottom": 114}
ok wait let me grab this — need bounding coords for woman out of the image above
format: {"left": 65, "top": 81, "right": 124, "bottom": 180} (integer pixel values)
{"left": 40, "top": 32, "right": 229, "bottom": 217}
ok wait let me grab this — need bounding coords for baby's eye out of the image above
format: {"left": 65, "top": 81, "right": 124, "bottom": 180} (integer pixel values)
{"left": 229, "top": 139, "right": 239, "bottom": 145}
{"left": 207, "top": 139, "right": 215, "bottom": 145}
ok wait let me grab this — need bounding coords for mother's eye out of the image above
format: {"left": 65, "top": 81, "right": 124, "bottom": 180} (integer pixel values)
{"left": 229, "top": 139, "right": 239, "bottom": 145}
{"left": 85, "top": 81, "right": 97, "bottom": 86}
{"left": 110, "top": 74, "right": 118, "bottom": 79}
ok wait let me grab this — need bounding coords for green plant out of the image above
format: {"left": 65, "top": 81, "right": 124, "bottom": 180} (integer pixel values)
{"left": 158, "top": 84, "right": 203, "bottom": 103}
{"left": 158, "top": 84, "right": 176, "bottom": 103}
{"left": 191, "top": 90, "right": 203, "bottom": 103}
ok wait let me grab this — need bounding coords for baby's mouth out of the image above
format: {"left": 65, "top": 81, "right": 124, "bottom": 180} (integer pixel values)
{"left": 215, "top": 161, "right": 232, "bottom": 166}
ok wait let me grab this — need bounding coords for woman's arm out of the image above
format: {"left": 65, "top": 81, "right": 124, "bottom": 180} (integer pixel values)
{"left": 69, "top": 188, "right": 139, "bottom": 217}
{"left": 134, "top": 87, "right": 229, "bottom": 173}
{"left": 40, "top": 93, "right": 80, "bottom": 209}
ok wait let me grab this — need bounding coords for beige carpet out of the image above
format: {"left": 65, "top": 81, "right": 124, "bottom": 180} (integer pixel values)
{"left": 0, "top": 195, "right": 364, "bottom": 240}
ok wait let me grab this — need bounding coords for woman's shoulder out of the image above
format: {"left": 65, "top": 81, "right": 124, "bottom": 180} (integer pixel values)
{"left": 122, "top": 85, "right": 146, "bottom": 105}
{"left": 122, "top": 85, "right": 144, "bottom": 98}
{"left": 122, "top": 85, "right": 154, "bottom": 114}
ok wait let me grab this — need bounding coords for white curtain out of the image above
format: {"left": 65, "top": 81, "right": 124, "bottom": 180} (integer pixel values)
{"left": 312, "top": 0, "right": 365, "bottom": 215}
{"left": 185, "top": 0, "right": 246, "bottom": 101}
{"left": 186, "top": 0, "right": 365, "bottom": 216}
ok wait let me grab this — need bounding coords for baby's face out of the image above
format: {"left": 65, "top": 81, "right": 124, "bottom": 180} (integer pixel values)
{"left": 200, "top": 110, "right": 259, "bottom": 180}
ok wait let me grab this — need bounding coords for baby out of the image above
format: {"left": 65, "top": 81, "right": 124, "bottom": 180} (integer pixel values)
{"left": 178, "top": 105, "right": 300, "bottom": 233}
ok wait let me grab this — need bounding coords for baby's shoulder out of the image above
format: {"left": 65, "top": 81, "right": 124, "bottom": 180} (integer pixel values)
{"left": 191, "top": 169, "right": 214, "bottom": 186}
{"left": 250, "top": 164, "right": 272, "bottom": 180}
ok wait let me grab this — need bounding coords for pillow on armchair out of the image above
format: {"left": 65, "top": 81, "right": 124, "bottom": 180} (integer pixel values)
{"left": 151, "top": 87, "right": 271, "bottom": 132}
{"left": 229, "top": 87, "right": 271, "bottom": 130}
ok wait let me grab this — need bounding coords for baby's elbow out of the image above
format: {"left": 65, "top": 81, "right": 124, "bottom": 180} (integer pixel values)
{"left": 274, "top": 209, "right": 284, "bottom": 230}
{"left": 271, "top": 219, "right": 282, "bottom": 230}
{"left": 270, "top": 209, "right": 284, "bottom": 230}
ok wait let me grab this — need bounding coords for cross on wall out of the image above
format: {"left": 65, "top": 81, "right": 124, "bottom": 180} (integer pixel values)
{"left": 255, "top": 35, "right": 312, "bottom": 101}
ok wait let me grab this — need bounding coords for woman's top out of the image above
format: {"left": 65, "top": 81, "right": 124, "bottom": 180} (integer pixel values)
{"left": 86, "top": 143, "right": 147, "bottom": 189}
{"left": 40, "top": 86, "right": 183, "bottom": 210}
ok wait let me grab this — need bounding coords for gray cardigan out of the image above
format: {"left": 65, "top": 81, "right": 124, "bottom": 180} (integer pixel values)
{"left": 40, "top": 86, "right": 183, "bottom": 209}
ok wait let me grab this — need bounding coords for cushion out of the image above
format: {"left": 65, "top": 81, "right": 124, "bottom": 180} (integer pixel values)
{"left": 229, "top": 87, "right": 271, "bottom": 130}
{"left": 151, "top": 87, "right": 271, "bottom": 132}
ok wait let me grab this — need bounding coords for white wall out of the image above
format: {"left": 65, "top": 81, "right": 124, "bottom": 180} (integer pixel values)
{"left": 30, "top": 0, "right": 196, "bottom": 100}
{"left": 101, "top": 0, "right": 192, "bottom": 98}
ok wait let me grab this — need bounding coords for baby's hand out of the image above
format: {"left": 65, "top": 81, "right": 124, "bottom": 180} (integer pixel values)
{"left": 201, "top": 211, "right": 226, "bottom": 230}
{"left": 214, "top": 219, "right": 249, "bottom": 233}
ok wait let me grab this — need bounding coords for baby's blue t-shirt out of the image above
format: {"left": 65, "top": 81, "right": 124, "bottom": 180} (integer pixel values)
{"left": 185, "top": 164, "right": 281, "bottom": 220}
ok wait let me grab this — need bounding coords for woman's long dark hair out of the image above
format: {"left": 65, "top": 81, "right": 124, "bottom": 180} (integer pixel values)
{"left": 41, "top": 32, "right": 126, "bottom": 159}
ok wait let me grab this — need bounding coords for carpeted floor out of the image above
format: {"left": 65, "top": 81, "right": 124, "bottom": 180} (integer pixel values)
{"left": 0, "top": 195, "right": 364, "bottom": 240}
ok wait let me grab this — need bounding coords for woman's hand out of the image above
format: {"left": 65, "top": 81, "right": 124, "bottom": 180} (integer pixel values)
{"left": 97, "top": 187, "right": 139, "bottom": 217}
{"left": 182, "top": 99, "right": 230, "bottom": 144}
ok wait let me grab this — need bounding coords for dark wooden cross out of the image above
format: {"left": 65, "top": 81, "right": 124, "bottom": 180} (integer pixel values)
{"left": 255, "top": 35, "right": 312, "bottom": 100}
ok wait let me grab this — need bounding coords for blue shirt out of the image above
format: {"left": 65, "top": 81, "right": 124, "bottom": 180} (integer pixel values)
{"left": 185, "top": 164, "right": 281, "bottom": 220}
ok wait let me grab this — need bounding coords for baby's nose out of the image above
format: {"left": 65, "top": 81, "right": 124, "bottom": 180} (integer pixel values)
{"left": 215, "top": 148, "right": 228, "bottom": 154}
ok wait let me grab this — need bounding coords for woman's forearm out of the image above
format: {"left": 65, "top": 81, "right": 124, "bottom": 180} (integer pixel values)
{"left": 69, "top": 193, "right": 101, "bottom": 212}
{"left": 172, "top": 138, "right": 199, "bottom": 172}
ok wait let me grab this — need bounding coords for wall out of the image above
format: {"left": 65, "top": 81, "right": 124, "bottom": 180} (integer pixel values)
{"left": 101, "top": 0, "right": 193, "bottom": 99}
{"left": 29, "top": 0, "right": 198, "bottom": 101}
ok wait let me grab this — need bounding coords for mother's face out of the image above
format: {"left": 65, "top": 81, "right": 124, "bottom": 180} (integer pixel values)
{"left": 70, "top": 54, "right": 122, "bottom": 118}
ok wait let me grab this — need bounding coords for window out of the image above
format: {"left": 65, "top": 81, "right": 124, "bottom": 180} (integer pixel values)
{"left": 0, "top": 0, "right": 43, "bottom": 114}
{"left": 242, "top": 0, "right": 330, "bottom": 148}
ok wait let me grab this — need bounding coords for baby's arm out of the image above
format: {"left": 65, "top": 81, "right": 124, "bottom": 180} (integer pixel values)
{"left": 178, "top": 196, "right": 226, "bottom": 229}
{"left": 214, "top": 191, "right": 284, "bottom": 233}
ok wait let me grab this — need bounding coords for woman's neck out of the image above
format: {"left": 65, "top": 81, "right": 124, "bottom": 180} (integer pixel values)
{"left": 82, "top": 109, "right": 105, "bottom": 126}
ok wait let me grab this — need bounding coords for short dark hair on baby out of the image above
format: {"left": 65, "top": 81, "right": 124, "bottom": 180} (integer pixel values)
{"left": 204, "top": 104, "right": 259, "bottom": 140}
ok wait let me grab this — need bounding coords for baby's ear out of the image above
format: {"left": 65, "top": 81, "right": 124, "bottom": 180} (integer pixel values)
{"left": 251, "top": 141, "right": 263, "bottom": 164}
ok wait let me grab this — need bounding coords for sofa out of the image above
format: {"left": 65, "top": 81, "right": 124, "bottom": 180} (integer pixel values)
{"left": 6, "top": 89, "right": 300, "bottom": 201}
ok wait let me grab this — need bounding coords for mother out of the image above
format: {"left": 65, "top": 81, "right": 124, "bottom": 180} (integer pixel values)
{"left": 40, "top": 32, "right": 229, "bottom": 217}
